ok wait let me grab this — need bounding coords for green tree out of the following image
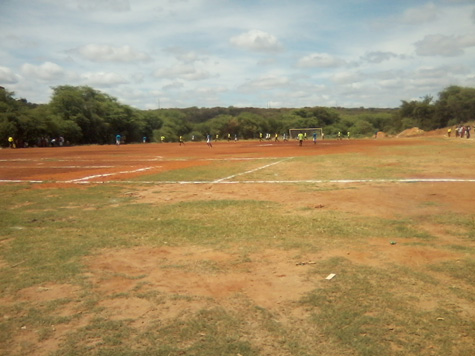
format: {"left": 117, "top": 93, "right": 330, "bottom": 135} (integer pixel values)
{"left": 237, "top": 112, "right": 262, "bottom": 139}
{"left": 435, "top": 86, "right": 475, "bottom": 127}
{"left": 398, "top": 96, "right": 435, "bottom": 131}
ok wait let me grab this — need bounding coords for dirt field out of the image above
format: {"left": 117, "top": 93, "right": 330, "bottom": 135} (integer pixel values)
{"left": 0, "top": 138, "right": 453, "bottom": 183}
{"left": 1, "top": 137, "right": 474, "bottom": 355}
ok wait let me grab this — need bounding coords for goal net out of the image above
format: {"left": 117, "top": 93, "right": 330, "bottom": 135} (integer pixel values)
{"left": 288, "top": 128, "right": 323, "bottom": 140}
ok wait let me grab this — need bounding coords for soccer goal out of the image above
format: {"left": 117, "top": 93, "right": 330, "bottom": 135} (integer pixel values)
{"left": 288, "top": 128, "right": 323, "bottom": 140}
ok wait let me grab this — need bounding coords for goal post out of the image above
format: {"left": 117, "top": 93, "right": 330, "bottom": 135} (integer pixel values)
{"left": 288, "top": 128, "right": 323, "bottom": 140}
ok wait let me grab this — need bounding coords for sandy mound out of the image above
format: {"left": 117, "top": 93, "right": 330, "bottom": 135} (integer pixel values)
{"left": 397, "top": 127, "right": 425, "bottom": 137}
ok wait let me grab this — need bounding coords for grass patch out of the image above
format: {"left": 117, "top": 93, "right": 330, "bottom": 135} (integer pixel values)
{"left": 134, "top": 158, "right": 279, "bottom": 182}
{"left": 1, "top": 138, "right": 474, "bottom": 356}
{"left": 301, "top": 257, "right": 475, "bottom": 356}
{"left": 0, "top": 185, "right": 438, "bottom": 295}
{"left": 429, "top": 258, "right": 475, "bottom": 286}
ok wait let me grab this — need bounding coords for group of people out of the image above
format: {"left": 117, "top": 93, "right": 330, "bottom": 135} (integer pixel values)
{"left": 448, "top": 125, "right": 472, "bottom": 139}
{"left": 6, "top": 136, "right": 65, "bottom": 148}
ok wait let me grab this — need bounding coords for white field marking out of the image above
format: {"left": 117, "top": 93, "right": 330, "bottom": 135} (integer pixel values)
{"left": 0, "top": 165, "right": 114, "bottom": 169}
{"left": 203, "top": 157, "right": 284, "bottom": 161}
{"left": 74, "top": 177, "right": 475, "bottom": 185}
{"left": 64, "top": 167, "right": 154, "bottom": 183}
{"left": 212, "top": 157, "right": 294, "bottom": 183}
{"left": 0, "top": 180, "right": 45, "bottom": 183}
{"left": 1, "top": 178, "right": 475, "bottom": 185}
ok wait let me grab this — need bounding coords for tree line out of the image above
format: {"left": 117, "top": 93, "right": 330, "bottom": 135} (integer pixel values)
{"left": 1, "top": 85, "right": 474, "bottom": 147}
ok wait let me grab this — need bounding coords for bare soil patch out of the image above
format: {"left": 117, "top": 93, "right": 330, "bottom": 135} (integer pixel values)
{"left": 1, "top": 137, "right": 474, "bottom": 355}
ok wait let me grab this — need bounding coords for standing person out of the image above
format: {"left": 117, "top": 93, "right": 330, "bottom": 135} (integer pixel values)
{"left": 466, "top": 126, "right": 471, "bottom": 139}
{"left": 228, "top": 133, "right": 231, "bottom": 142}
{"left": 321, "top": 132, "right": 325, "bottom": 140}
{"left": 298, "top": 132, "right": 304, "bottom": 146}
{"left": 259, "top": 132, "right": 263, "bottom": 142}
{"left": 313, "top": 132, "right": 317, "bottom": 144}
{"left": 160, "top": 135, "right": 165, "bottom": 143}
{"left": 206, "top": 134, "right": 213, "bottom": 147}
{"left": 447, "top": 128, "right": 452, "bottom": 137}
{"left": 179, "top": 135, "right": 185, "bottom": 146}
{"left": 347, "top": 131, "right": 351, "bottom": 140}
{"left": 8, "top": 136, "right": 15, "bottom": 148}
{"left": 115, "top": 134, "right": 121, "bottom": 146}
{"left": 274, "top": 133, "right": 279, "bottom": 142}
{"left": 338, "top": 131, "right": 342, "bottom": 140}
{"left": 234, "top": 134, "right": 238, "bottom": 142}
{"left": 283, "top": 133, "right": 288, "bottom": 141}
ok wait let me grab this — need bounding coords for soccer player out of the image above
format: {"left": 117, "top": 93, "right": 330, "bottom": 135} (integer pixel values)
{"left": 179, "top": 136, "right": 185, "bottom": 146}
{"left": 115, "top": 134, "right": 121, "bottom": 146}
{"left": 298, "top": 132, "right": 304, "bottom": 146}
{"left": 206, "top": 134, "right": 213, "bottom": 147}
{"left": 313, "top": 132, "right": 317, "bottom": 144}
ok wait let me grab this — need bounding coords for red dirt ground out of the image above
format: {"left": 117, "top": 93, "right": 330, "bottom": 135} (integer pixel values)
{"left": 1, "top": 137, "right": 474, "bottom": 356}
{"left": 0, "top": 138, "right": 435, "bottom": 183}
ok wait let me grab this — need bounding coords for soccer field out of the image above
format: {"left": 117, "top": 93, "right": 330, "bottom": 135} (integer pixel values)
{"left": 1, "top": 137, "right": 474, "bottom": 356}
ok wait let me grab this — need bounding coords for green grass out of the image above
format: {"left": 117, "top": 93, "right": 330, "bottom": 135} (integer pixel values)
{"left": 0, "top": 185, "right": 453, "bottom": 296}
{"left": 134, "top": 158, "right": 278, "bottom": 182}
{"left": 301, "top": 257, "right": 475, "bottom": 356}
{"left": 1, "top": 138, "right": 474, "bottom": 356}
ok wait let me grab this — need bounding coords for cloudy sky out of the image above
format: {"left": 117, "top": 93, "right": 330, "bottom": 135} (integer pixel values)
{"left": 1, "top": 0, "right": 474, "bottom": 109}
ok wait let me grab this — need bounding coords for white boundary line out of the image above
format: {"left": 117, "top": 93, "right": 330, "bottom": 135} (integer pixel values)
{"left": 2, "top": 178, "right": 475, "bottom": 185}
{"left": 1, "top": 156, "right": 474, "bottom": 185}
{"left": 64, "top": 167, "right": 154, "bottom": 183}
{"left": 212, "top": 157, "right": 293, "bottom": 183}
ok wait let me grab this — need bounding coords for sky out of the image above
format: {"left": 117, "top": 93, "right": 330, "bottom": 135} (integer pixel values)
{"left": 1, "top": 0, "right": 474, "bottom": 109}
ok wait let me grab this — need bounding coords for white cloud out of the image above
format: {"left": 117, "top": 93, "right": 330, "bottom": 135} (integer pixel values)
{"left": 331, "top": 71, "right": 363, "bottom": 85}
{"left": 239, "top": 74, "right": 289, "bottom": 92}
{"left": 73, "top": 44, "right": 151, "bottom": 62}
{"left": 415, "top": 34, "right": 475, "bottom": 56}
{"left": 297, "top": 53, "right": 346, "bottom": 68}
{"left": 81, "top": 72, "right": 128, "bottom": 87}
{"left": 0, "top": 66, "right": 19, "bottom": 84}
{"left": 162, "top": 81, "right": 185, "bottom": 90}
{"left": 402, "top": 3, "right": 439, "bottom": 24}
{"left": 230, "top": 30, "right": 283, "bottom": 52}
{"left": 154, "top": 63, "right": 214, "bottom": 81}
{"left": 21, "top": 62, "right": 66, "bottom": 81}
{"left": 1, "top": 1, "right": 474, "bottom": 108}
{"left": 378, "top": 78, "right": 404, "bottom": 89}
{"left": 76, "top": 0, "right": 131, "bottom": 12}
{"left": 361, "top": 51, "right": 400, "bottom": 64}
